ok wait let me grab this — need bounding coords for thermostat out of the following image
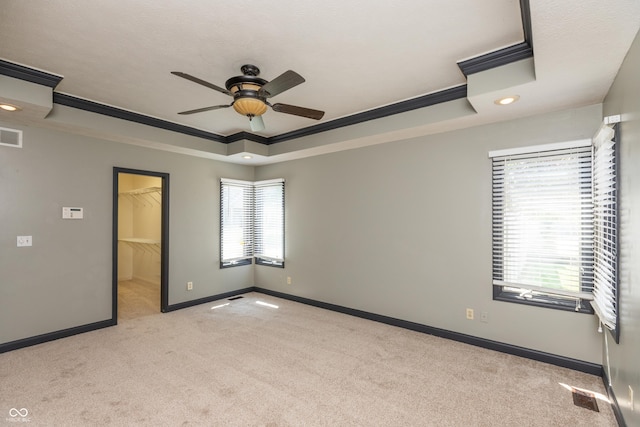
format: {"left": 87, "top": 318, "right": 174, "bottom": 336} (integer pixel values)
{"left": 62, "top": 207, "right": 83, "bottom": 219}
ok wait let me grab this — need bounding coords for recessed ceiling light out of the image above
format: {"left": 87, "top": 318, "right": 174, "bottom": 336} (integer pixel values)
{"left": 495, "top": 95, "right": 520, "bottom": 106}
{"left": 242, "top": 155, "right": 253, "bottom": 159}
{"left": 0, "top": 103, "right": 22, "bottom": 112}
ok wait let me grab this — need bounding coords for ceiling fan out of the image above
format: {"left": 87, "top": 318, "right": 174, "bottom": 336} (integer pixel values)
{"left": 171, "top": 64, "right": 325, "bottom": 132}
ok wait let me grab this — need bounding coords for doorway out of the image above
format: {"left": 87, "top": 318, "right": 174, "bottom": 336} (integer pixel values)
{"left": 113, "top": 168, "right": 169, "bottom": 321}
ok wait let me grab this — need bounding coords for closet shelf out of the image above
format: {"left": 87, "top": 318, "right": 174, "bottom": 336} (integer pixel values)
{"left": 119, "top": 238, "right": 161, "bottom": 255}
{"left": 118, "top": 186, "right": 161, "bottom": 206}
{"left": 119, "top": 186, "right": 161, "bottom": 196}
{"left": 119, "top": 238, "right": 160, "bottom": 244}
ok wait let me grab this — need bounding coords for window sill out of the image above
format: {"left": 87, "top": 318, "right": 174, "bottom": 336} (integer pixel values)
{"left": 493, "top": 288, "right": 594, "bottom": 314}
{"left": 255, "top": 258, "right": 284, "bottom": 268}
{"left": 220, "top": 259, "right": 253, "bottom": 269}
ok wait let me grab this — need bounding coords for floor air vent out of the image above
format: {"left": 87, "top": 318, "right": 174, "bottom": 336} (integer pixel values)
{"left": 0, "top": 127, "right": 23, "bottom": 148}
{"left": 571, "top": 388, "right": 599, "bottom": 412}
{"left": 228, "top": 296, "right": 244, "bottom": 301}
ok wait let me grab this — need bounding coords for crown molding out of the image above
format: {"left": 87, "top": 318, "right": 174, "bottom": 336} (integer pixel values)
{"left": 457, "top": 42, "right": 533, "bottom": 77}
{"left": 268, "top": 85, "right": 468, "bottom": 145}
{"left": 226, "top": 131, "right": 269, "bottom": 145}
{"left": 51, "top": 86, "right": 467, "bottom": 146}
{"left": 457, "top": 0, "right": 533, "bottom": 76}
{"left": 2, "top": 0, "right": 533, "bottom": 146}
{"left": 520, "top": 0, "right": 533, "bottom": 49}
{"left": 0, "top": 59, "right": 63, "bottom": 88}
{"left": 53, "top": 93, "right": 227, "bottom": 143}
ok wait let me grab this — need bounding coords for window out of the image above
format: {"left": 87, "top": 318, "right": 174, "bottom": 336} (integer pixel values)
{"left": 220, "top": 179, "right": 253, "bottom": 267}
{"left": 592, "top": 124, "right": 619, "bottom": 342}
{"left": 254, "top": 179, "right": 285, "bottom": 267}
{"left": 490, "top": 141, "right": 595, "bottom": 312}
{"left": 220, "top": 178, "right": 285, "bottom": 268}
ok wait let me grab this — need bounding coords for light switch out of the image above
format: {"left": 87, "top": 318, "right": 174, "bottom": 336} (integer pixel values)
{"left": 17, "top": 236, "right": 32, "bottom": 247}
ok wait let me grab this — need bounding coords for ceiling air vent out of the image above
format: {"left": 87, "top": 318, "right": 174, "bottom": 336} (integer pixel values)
{"left": 0, "top": 127, "right": 22, "bottom": 148}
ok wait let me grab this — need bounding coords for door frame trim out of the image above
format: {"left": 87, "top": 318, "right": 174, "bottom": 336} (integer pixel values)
{"left": 113, "top": 167, "right": 170, "bottom": 321}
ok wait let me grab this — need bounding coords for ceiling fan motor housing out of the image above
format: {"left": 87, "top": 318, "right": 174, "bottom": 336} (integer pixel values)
{"left": 226, "top": 67, "right": 268, "bottom": 117}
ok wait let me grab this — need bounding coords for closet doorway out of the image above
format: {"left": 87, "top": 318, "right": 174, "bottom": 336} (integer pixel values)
{"left": 113, "top": 168, "right": 169, "bottom": 321}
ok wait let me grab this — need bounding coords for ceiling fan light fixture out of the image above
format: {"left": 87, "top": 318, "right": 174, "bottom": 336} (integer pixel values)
{"left": 233, "top": 97, "right": 268, "bottom": 117}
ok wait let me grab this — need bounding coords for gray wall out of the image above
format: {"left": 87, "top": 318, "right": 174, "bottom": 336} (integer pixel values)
{"left": 603, "top": 28, "right": 640, "bottom": 425}
{"left": 255, "top": 104, "right": 604, "bottom": 363}
{"left": 0, "top": 122, "right": 254, "bottom": 344}
{"left": 0, "top": 83, "right": 622, "bottom": 372}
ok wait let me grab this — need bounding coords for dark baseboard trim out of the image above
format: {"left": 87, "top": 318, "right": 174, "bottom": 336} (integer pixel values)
{"left": 53, "top": 93, "right": 227, "bottom": 143}
{"left": 164, "top": 287, "right": 255, "bottom": 312}
{"left": 1, "top": 284, "right": 604, "bottom": 381}
{"left": 0, "top": 319, "right": 115, "bottom": 354}
{"left": 603, "top": 371, "right": 627, "bottom": 427}
{"left": 0, "top": 287, "right": 253, "bottom": 353}
{"left": 0, "top": 59, "right": 63, "bottom": 88}
{"left": 254, "top": 287, "right": 602, "bottom": 376}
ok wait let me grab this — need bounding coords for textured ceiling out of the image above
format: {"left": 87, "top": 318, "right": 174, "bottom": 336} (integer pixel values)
{"left": 0, "top": 0, "right": 639, "bottom": 144}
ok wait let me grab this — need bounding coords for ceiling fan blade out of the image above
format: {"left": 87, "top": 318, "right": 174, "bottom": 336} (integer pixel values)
{"left": 171, "top": 72, "right": 232, "bottom": 96}
{"left": 272, "top": 103, "right": 325, "bottom": 120}
{"left": 259, "top": 70, "right": 305, "bottom": 98}
{"left": 249, "top": 115, "right": 265, "bottom": 132}
{"left": 177, "top": 104, "right": 231, "bottom": 115}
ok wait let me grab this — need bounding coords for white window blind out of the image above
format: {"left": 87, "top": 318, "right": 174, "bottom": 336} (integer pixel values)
{"left": 491, "top": 144, "right": 594, "bottom": 301}
{"left": 220, "top": 179, "right": 254, "bottom": 264}
{"left": 591, "top": 124, "right": 618, "bottom": 333}
{"left": 220, "top": 178, "right": 285, "bottom": 267}
{"left": 254, "top": 179, "right": 285, "bottom": 263}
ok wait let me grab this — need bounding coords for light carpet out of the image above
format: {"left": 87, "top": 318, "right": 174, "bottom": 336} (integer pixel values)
{"left": 117, "top": 279, "right": 160, "bottom": 320}
{"left": 0, "top": 292, "right": 617, "bottom": 426}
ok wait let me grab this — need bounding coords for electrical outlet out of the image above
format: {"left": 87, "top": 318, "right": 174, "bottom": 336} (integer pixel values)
{"left": 187, "top": 281, "right": 193, "bottom": 291}
{"left": 17, "top": 236, "right": 32, "bottom": 247}
{"left": 466, "top": 308, "right": 474, "bottom": 320}
{"left": 287, "top": 276, "right": 292, "bottom": 285}
{"left": 480, "top": 311, "right": 489, "bottom": 323}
